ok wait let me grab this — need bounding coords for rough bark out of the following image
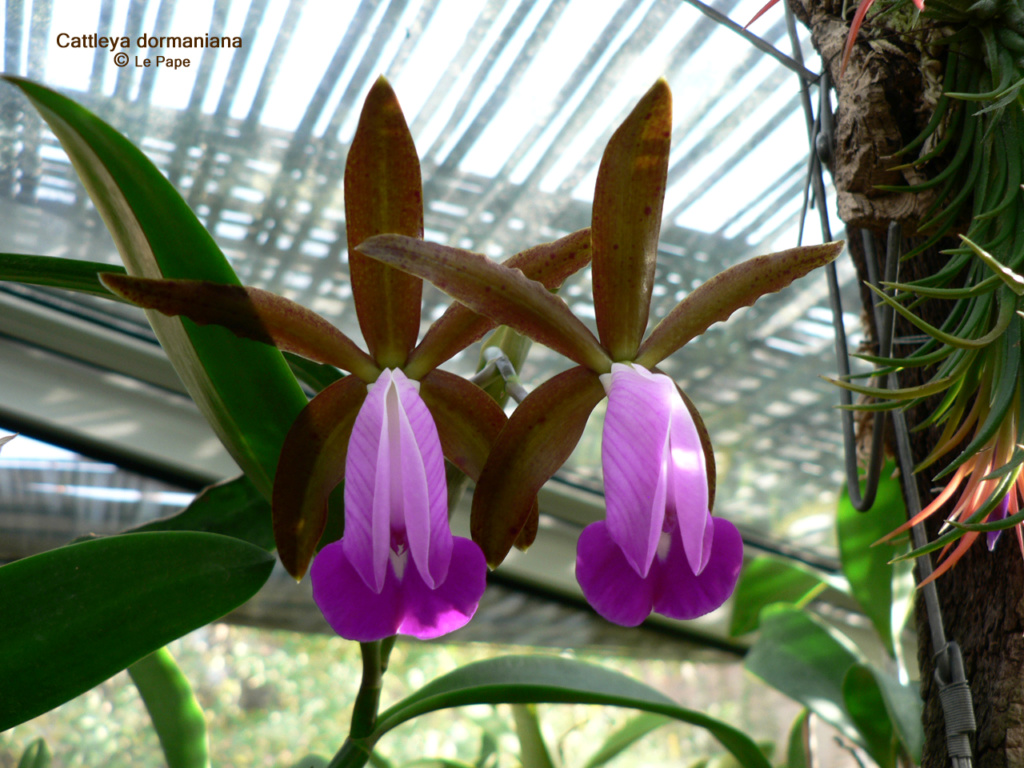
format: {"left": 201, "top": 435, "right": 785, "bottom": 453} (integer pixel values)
{"left": 790, "top": 0, "right": 1024, "bottom": 764}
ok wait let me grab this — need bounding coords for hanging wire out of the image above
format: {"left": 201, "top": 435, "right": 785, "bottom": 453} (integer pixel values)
{"left": 801, "top": 64, "right": 977, "bottom": 768}
{"left": 772, "top": 0, "right": 977, "bottom": 758}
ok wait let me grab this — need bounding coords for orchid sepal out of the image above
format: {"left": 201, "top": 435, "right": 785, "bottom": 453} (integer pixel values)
{"left": 356, "top": 234, "right": 612, "bottom": 373}
{"left": 592, "top": 79, "right": 671, "bottom": 361}
{"left": 345, "top": 77, "right": 424, "bottom": 369}
{"left": 634, "top": 241, "right": 845, "bottom": 368}
{"left": 403, "top": 228, "right": 592, "bottom": 380}
{"left": 273, "top": 376, "right": 367, "bottom": 579}
{"left": 100, "top": 273, "right": 381, "bottom": 382}
{"left": 471, "top": 365, "right": 607, "bottom": 567}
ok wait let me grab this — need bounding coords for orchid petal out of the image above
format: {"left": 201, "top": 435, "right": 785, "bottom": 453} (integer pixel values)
{"left": 395, "top": 537, "right": 487, "bottom": 639}
{"left": 472, "top": 366, "right": 606, "bottom": 567}
{"left": 601, "top": 364, "right": 674, "bottom": 577}
{"left": 592, "top": 79, "right": 671, "bottom": 361}
{"left": 273, "top": 376, "right": 367, "bottom": 579}
{"left": 100, "top": 274, "right": 380, "bottom": 381}
{"left": 356, "top": 235, "right": 612, "bottom": 373}
{"left": 675, "top": 383, "right": 718, "bottom": 511}
{"left": 635, "top": 242, "right": 844, "bottom": 369}
{"left": 575, "top": 521, "right": 657, "bottom": 627}
{"left": 343, "top": 370, "right": 449, "bottom": 592}
{"left": 310, "top": 535, "right": 486, "bottom": 642}
{"left": 311, "top": 538, "right": 403, "bottom": 642}
{"left": 404, "top": 228, "right": 593, "bottom": 379}
{"left": 419, "top": 369, "right": 507, "bottom": 482}
{"left": 666, "top": 380, "right": 711, "bottom": 574}
{"left": 653, "top": 518, "right": 744, "bottom": 621}
{"left": 345, "top": 77, "right": 424, "bottom": 369}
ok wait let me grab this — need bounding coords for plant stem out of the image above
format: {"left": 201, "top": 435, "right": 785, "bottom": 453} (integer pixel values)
{"left": 328, "top": 637, "right": 396, "bottom": 768}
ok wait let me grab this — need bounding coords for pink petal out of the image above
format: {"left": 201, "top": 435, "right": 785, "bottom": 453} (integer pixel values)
{"left": 601, "top": 363, "right": 675, "bottom": 577}
{"left": 666, "top": 387, "right": 711, "bottom": 574}
{"left": 576, "top": 517, "right": 743, "bottom": 627}
{"left": 575, "top": 521, "right": 657, "bottom": 627}
{"left": 396, "top": 537, "right": 487, "bottom": 639}
{"left": 343, "top": 370, "right": 393, "bottom": 592}
{"left": 311, "top": 539, "right": 403, "bottom": 642}
{"left": 343, "top": 370, "right": 450, "bottom": 592}
{"left": 390, "top": 369, "right": 451, "bottom": 587}
{"left": 653, "top": 517, "right": 744, "bottom": 620}
{"left": 311, "top": 536, "right": 486, "bottom": 642}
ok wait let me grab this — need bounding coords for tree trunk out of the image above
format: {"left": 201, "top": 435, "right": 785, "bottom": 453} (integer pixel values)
{"left": 789, "top": 1, "right": 1024, "bottom": 764}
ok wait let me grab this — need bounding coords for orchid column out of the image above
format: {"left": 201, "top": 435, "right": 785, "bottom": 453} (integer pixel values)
{"left": 355, "top": 80, "right": 843, "bottom": 626}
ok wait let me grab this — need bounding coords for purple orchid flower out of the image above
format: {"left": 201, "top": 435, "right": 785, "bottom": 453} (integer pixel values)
{"left": 311, "top": 368, "right": 486, "bottom": 640}
{"left": 101, "top": 78, "right": 593, "bottom": 641}
{"left": 573, "top": 363, "right": 742, "bottom": 625}
{"left": 354, "top": 80, "right": 842, "bottom": 627}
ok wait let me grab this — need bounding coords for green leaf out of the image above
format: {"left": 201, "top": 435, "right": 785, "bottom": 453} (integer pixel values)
{"left": 510, "top": 704, "right": 557, "bottom": 768}
{"left": 345, "top": 77, "right": 424, "bottom": 369}
{"left": 471, "top": 366, "right": 605, "bottom": 567}
{"left": 100, "top": 274, "right": 380, "bottom": 382}
{"left": 583, "top": 712, "right": 671, "bottom": 768}
{"left": 16, "top": 738, "right": 51, "bottom": 768}
{"left": 4, "top": 76, "right": 308, "bottom": 498}
{"left": 785, "top": 710, "right": 811, "bottom": 768}
{"left": 841, "top": 665, "right": 895, "bottom": 768}
{"left": 0, "top": 531, "right": 274, "bottom": 730}
{"left": 127, "top": 475, "right": 274, "bottom": 550}
{"left": 635, "top": 242, "right": 844, "bottom": 368}
{"left": 128, "top": 647, "right": 210, "bottom": 768}
{"left": 862, "top": 667, "right": 924, "bottom": 763}
{"left": 289, "top": 757, "right": 331, "bottom": 768}
{"left": 744, "top": 605, "right": 861, "bottom": 746}
{"left": 728, "top": 557, "right": 830, "bottom": 637}
{"left": 837, "top": 460, "right": 909, "bottom": 654}
{"left": 592, "top": 79, "right": 671, "bottom": 361}
{"left": 368, "top": 656, "right": 772, "bottom": 768}
{"left": 0, "top": 252, "right": 128, "bottom": 300}
{"left": 356, "top": 235, "right": 611, "bottom": 373}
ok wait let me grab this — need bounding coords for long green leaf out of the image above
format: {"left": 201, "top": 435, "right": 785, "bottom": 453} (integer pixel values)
{"left": 0, "top": 252, "right": 127, "bottom": 300}
{"left": 127, "top": 474, "right": 274, "bottom": 551}
{"left": 16, "top": 739, "right": 51, "bottom": 768}
{"left": 368, "top": 656, "right": 772, "bottom": 768}
{"left": 128, "top": 647, "right": 210, "bottom": 768}
{"left": 744, "top": 605, "right": 862, "bottom": 747}
{"left": 5, "top": 76, "right": 308, "bottom": 498}
{"left": 583, "top": 712, "right": 671, "bottom": 768}
{"left": 0, "top": 531, "right": 274, "bottom": 730}
{"left": 836, "top": 460, "right": 909, "bottom": 654}
{"left": 841, "top": 665, "right": 896, "bottom": 768}
{"left": 728, "top": 557, "right": 831, "bottom": 637}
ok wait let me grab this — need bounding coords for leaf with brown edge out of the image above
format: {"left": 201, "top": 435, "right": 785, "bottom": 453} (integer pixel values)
{"left": 405, "top": 228, "right": 593, "bottom": 379}
{"left": 592, "top": 79, "right": 671, "bottom": 362}
{"left": 101, "top": 273, "right": 381, "bottom": 383}
{"left": 345, "top": 76, "right": 424, "bottom": 369}
{"left": 273, "top": 376, "right": 367, "bottom": 579}
{"left": 513, "top": 499, "right": 540, "bottom": 551}
{"left": 635, "top": 242, "right": 844, "bottom": 368}
{"left": 419, "top": 369, "right": 507, "bottom": 482}
{"left": 472, "top": 366, "right": 606, "bottom": 567}
{"left": 357, "top": 235, "right": 611, "bottom": 374}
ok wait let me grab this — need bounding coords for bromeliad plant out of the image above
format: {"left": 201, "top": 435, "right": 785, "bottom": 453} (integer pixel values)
{"left": 354, "top": 79, "right": 843, "bottom": 627}
{"left": 809, "top": 1, "right": 1024, "bottom": 578}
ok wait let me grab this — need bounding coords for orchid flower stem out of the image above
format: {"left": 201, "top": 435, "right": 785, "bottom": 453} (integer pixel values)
{"left": 351, "top": 641, "right": 385, "bottom": 739}
{"left": 330, "top": 639, "right": 393, "bottom": 768}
